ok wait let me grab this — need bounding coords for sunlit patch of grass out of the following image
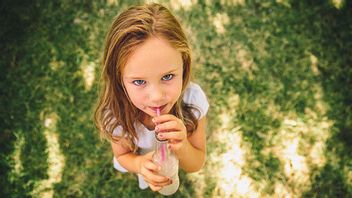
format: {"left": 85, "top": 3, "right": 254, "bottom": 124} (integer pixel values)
{"left": 263, "top": 107, "right": 333, "bottom": 196}
{"left": 330, "top": 0, "right": 345, "bottom": 9}
{"left": 215, "top": 131, "right": 259, "bottom": 197}
{"left": 309, "top": 53, "right": 320, "bottom": 76}
{"left": 281, "top": 136, "right": 310, "bottom": 185}
{"left": 219, "top": 0, "right": 245, "bottom": 6}
{"left": 235, "top": 43, "right": 257, "bottom": 80}
{"left": 344, "top": 165, "right": 352, "bottom": 186}
{"left": 186, "top": 170, "right": 206, "bottom": 197}
{"left": 8, "top": 131, "right": 25, "bottom": 181}
{"left": 273, "top": 182, "right": 291, "bottom": 197}
{"left": 276, "top": 0, "right": 291, "bottom": 8}
{"left": 145, "top": 0, "right": 197, "bottom": 11}
{"left": 79, "top": 57, "right": 96, "bottom": 91}
{"left": 212, "top": 12, "right": 230, "bottom": 34}
{"left": 32, "top": 112, "right": 65, "bottom": 198}
{"left": 106, "top": 0, "right": 118, "bottom": 6}
{"left": 205, "top": 111, "right": 261, "bottom": 197}
{"left": 169, "top": 0, "right": 197, "bottom": 10}
{"left": 49, "top": 59, "right": 65, "bottom": 71}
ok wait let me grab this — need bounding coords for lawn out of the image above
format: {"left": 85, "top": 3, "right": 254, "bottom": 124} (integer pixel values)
{"left": 1, "top": 0, "right": 351, "bottom": 197}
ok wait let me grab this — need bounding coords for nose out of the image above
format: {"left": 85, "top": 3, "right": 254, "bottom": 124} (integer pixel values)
{"left": 148, "top": 84, "right": 165, "bottom": 103}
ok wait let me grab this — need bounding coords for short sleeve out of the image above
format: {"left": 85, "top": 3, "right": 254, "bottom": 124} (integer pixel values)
{"left": 183, "top": 82, "right": 209, "bottom": 119}
{"left": 112, "top": 125, "right": 123, "bottom": 137}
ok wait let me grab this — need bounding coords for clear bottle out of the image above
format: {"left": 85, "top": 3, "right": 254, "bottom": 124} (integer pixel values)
{"left": 152, "top": 136, "right": 180, "bottom": 196}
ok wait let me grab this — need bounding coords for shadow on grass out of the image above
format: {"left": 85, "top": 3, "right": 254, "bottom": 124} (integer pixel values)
{"left": 0, "top": 0, "right": 50, "bottom": 196}
{"left": 181, "top": 0, "right": 352, "bottom": 196}
{"left": 291, "top": 1, "right": 352, "bottom": 196}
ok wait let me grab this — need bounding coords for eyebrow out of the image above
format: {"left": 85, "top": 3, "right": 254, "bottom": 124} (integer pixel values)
{"left": 124, "top": 67, "right": 180, "bottom": 79}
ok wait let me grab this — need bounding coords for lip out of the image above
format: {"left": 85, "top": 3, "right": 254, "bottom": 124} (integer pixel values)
{"left": 150, "top": 104, "right": 167, "bottom": 114}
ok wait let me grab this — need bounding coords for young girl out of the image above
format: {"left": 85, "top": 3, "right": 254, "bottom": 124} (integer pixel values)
{"left": 94, "top": 3, "right": 209, "bottom": 192}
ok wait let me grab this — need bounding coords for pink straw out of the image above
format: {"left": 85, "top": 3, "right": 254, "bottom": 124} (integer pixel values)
{"left": 161, "top": 144, "right": 166, "bottom": 161}
{"left": 156, "top": 107, "right": 166, "bottom": 161}
{"left": 156, "top": 108, "right": 161, "bottom": 117}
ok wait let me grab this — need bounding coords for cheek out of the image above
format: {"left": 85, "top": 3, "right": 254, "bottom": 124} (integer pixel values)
{"left": 123, "top": 84, "right": 140, "bottom": 104}
{"left": 170, "top": 80, "right": 183, "bottom": 101}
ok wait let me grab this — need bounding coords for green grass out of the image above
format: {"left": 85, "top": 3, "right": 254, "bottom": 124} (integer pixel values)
{"left": 1, "top": 0, "right": 351, "bottom": 197}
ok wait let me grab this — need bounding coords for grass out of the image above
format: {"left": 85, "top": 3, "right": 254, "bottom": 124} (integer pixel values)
{"left": 1, "top": 0, "right": 351, "bottom": 197}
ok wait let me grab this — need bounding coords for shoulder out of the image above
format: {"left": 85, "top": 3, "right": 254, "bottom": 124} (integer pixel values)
{"left": 183, "top": 82, "right": 209, "bottom": 119}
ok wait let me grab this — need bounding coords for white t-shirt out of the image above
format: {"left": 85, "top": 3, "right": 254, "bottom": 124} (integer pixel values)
{"left": 112, "top": 82, "right": 209, "bottom": 189}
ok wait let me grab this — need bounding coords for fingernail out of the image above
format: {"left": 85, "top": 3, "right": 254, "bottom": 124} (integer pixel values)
{"left": 152, "top": 118, "right": 156, "bottom": 122}
{"left": 158, "top": 134, "right": 163, "bottom": 138}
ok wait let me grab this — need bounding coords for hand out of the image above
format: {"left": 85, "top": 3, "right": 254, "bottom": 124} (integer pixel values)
{"left": 153, "top": 114, "right": 188, "bottom": 152}
{"left": 138, "top": 152, "right": 172, "bottom": 191}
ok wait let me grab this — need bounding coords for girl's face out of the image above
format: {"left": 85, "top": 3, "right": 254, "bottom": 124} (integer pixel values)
{"left": 122, "top": 37, "right": 183, "bottom": 119}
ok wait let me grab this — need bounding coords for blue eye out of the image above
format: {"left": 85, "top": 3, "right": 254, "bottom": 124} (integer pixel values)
{"left": 132, "top": 80, "right": 146, "bottom": 86}
{"left": 162, "top": 74, "right": 174, "bottom": 81}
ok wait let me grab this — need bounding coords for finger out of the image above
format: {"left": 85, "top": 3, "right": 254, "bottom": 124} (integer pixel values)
{"left": 153, "top": 114, "right": 178, "bottom": 124}
{"left": 149, "top": 174, "right": 170, "bottom": 183}
{"left": 156, "top": 120, "right": 179, "bottom": 132}
{"left": 143, "top": 160, "right": 160, "bottom": 172}
{"left": 148, "top": 183, "right": 162, "bottom": 192}
{"left": 158, "top": 178, "right": 173, "bottom": 186}
{"left": 157, "top": 131, "right": 185, "bottom": 141}
{"left": 141, "top": 166, "right": 169, "bottom": 183}
{"left": 145, "top": 176, "right": 172, "bottom": 187}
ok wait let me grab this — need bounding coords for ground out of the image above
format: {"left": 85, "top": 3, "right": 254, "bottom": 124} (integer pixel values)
{"left": 1, "top": 0, "right": 351, "bottom": 197}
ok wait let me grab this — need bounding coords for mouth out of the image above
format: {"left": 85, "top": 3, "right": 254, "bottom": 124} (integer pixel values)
{"left": 150, "top": 104, "right": 167, "bottom": 114}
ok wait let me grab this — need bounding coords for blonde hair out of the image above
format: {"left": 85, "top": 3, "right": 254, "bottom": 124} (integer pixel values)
{"left": 94, "top": 3, "right": 198, "bottom": 152}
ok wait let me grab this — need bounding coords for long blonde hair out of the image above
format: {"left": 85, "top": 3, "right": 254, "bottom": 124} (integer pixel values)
{"left": 94, "top": 3, "right": 198, "bottom": 152}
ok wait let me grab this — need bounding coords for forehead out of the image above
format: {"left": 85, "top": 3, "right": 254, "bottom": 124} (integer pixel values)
{"left": 123, "top": 37, "right": 183, "bottom": 77}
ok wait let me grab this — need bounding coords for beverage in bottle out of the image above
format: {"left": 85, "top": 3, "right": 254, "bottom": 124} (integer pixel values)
{"left": 153, "top": 136, "right": 180, "bottom": 196}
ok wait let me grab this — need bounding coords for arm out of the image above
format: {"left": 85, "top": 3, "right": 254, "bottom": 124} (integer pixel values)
{"left": 175, "top": 117, "right": 206, "bottom": 172}
{"left": 111, "top": 141, "right": 140, "bottom": 173}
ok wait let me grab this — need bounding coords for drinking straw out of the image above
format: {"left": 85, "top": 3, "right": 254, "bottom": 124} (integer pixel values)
{"left": 156, "top": 107, "right": 166, "bottom": 161}
{"left": 156, "top": 108, "right": 161, "bottom": 117}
